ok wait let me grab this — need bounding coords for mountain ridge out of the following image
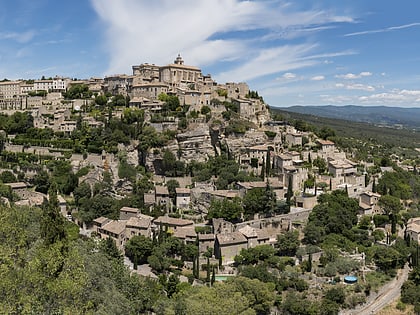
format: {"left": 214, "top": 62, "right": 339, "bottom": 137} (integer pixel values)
{"left": 275, "top": 105, "right": 420, "bottom": 130}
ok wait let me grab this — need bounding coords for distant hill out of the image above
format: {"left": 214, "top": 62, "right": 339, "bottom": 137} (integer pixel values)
{"left": 279, "top": 105, "right": 420, "bottom": 130}
{"left": 270, "top": 107, "right": 420, "bottom": 148}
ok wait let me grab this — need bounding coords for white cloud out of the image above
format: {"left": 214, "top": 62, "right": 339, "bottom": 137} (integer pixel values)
{"left": 345, "top": 22, "right": 420, "bottom": 37}
{"left": 0, "top": 30, "right": 36, "bottom": 43}
{"left": 90, "top": 0, "right": 354, "bottom": 80}
{"left": 311, "top": 75, "right": 325, "bottom": 81}
{"left": 283, "top": 72, "right": 297, "bottom": 79}
{"left": 335, "top": 82, "right": 375, "bottom": 92}
{"left": 335, "top": 71, "right": 372, "bottom": 79}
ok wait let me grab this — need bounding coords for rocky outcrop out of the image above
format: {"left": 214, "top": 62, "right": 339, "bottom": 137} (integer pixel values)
{"left": 176, "top": 124, "right": 215, "bottom": 163}
{"left": 223, "top": 130, "right": 268, "bottom": 157}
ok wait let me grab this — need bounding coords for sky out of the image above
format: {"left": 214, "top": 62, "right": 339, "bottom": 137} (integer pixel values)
{"left": 1, "top": 0, "right": 420, "bottom": 108}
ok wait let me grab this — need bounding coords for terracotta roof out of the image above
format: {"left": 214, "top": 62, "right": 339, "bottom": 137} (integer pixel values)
{"left": 173, "top": 226, "right": 197, "bottom": 239}
{"left": 144, "top": 193, "right": 156, "bottom": 204}
{"left": 4, "top": 182, "right": 27, "bottom": 189}
{"left": 237, "top": 182, "right": 266, "bottom": 190}
{"left": 217, "top": 232, "right": 247, "bottom": 246}
{"left": 317, "top": 139, "right": 335, "bottom": 145}
{"left": 93, "top": 216, "right": 111, "bottom": 225}
{"left": 101, "top": 220, "right": 126, "bottom": 235}
{"left": 238, "top": 225, "right": 258, "bottom": 238}
{"left": 198, "top": 233, "right": 215, "bottom": 241}
{"left": 155, "top": 186, "right": 169, "bottom": 195}
{"left": 126, "top": 216, "right": 152, "bottom": 229}
{"left": 154, "top": 216, "right": 194, "bottom": 227}
{"left": 120, "top": 206, "right": 139, "bottom": 213}
{"left": 209, "top": 190, "right": 239, "bottom": 198}
{"left": 256, "top": 229, "right": 269, "bottom": 241}
{"left": 176, "top": 187, "right": 191, "bottom": 194}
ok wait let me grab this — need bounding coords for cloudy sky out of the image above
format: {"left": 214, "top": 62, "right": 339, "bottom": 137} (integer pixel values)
{"left": 1, "top": 0, "right": 420, "bottom": 107}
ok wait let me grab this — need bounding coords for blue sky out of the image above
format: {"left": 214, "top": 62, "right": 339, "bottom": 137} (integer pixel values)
{"left": 1, "top": 0, "right": 420, "bottom": 108}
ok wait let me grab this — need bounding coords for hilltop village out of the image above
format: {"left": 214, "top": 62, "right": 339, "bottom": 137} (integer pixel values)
{"left": 1, "top": 56, "right": 420, "bottom": 314}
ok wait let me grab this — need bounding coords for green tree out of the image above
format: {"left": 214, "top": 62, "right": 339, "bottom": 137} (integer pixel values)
{"left": 303, "top": 190, "right": 358, "bottom": 245}
{"left": 285, "top": 176, "right": 293, "bottom": 213}
{"left": 208, "top": 197, "right": 243, "bottom": 223}
{"left": 41, "top": 181, "right": 66, "bottom": 245}
{"left": 125, "top": 235, "right": 153, "bottom": 266}
{"left": 313, "top": 156, "right": 327, "bottom": 174}
{"left": 276, "top": 230, "right": 300, "bottom": 256}
{"left": 0, "top": 170, "right": 17, "bottom": 183}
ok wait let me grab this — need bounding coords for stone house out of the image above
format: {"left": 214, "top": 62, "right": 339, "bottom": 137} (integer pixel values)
{"left": 406, "top": 217, "right": 420, "bottom": 244}
{"left": 317, "top": 139, "right": 336, "bottom": 153}
{"left": 328, "top": 159, "right": 357, "bottom": 178}
{"left": 175, "top": 187, "right": 191, "bottom": 209}
{"left": 285, "top": 133, "right": 302, "bottom": 147}
{"left": 173, "top": 226, "right": 197, "bottom": 244}
{"left": 215, "top": 231, "right": 248, "bottom": 265}
{"left": 295, "top": 194, "right": 318, "bottom": 210}
{"left": 155, "top": 185, "right": 170, "bottom": 209}
{"left": 97, "top": 220, "right": 127, "bottom": 250}
{"left": 125, "top": 214, "right": 153, "bottom": 238}
{"left": 198, "top": 233, "right": 216, "bottom": 254}
{"left": 359, "top": 191, "right": 381, "bottom": 215}
{"left": 119, "top": 206, "right": 140, "bottom": 220}
{"left": 153, "top": 216, "right": 194, "bottom": 234}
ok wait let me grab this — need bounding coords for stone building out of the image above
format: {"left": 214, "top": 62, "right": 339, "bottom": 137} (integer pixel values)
{"left": 406, "top": 217, "right": 420, "bottom": 244}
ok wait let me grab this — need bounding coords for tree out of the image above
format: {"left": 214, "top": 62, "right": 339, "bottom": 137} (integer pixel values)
{"left": 276, "top": 230, "right": 300, "bottom": 256}
{"left": 0, "top": 170, "right": 17, "bottom": 183}
{"left": 41, "top": 181, "right": 66, "bottom": 245}
{"left": 166, "top": 179, "right": 180, "bottom": 203}
{"left": 285, "top": 176, "right": 293, "bottom": 213}
{"left": 125, "top": 235, "right": 153, "bottom": 266}
{"left": 378, "top": 195, "right": 403, "bottom": 216}
{"left": 100, "top": 237, "right": 122, "bottom": 261}
{"left": 313, "top": 156, "right": 327, "bottom": 174}
{"left": 243, "top": 187, "right": 274, "bottom": 218}
{"left": 303, "top": 190, "right": 358, "bottom": 245}
{"left": 208, "top": 197, "right": 243, "bottom": 223}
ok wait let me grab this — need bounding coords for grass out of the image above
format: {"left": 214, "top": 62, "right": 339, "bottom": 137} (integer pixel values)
{"left": 365, "top": 271, "right": 392, "bottom": 291}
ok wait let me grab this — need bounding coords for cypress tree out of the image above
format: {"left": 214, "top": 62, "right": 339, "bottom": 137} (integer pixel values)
{"left": 265, "top": 149, "right": 271, "bottom": 177}
{"left": 211, "top": 266, "right": 216, "bottom": 286}
{"left": 260, "top": 157, "right": 265, "bottom": 180}
{"left": 308, "top": 253, "right": 312, "bottom": 272}
{"left": 286, "top": 176, "right": 293, "bottom": 213}
{"left": 41, "top": 181, "right": 66, "bottom": 245}
{"left": 372, "top": 178, "right": 376, "bottom": 193}
{"left": 206, "top": 257, "right": 211, "bottom": 283}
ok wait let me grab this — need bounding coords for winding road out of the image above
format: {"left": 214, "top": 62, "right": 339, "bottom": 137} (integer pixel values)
{"left": 340, "top": 264, "right": 410, "bottom": 315}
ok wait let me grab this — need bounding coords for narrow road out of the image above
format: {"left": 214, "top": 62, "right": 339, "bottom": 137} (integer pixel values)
{"left": 341, "top": 264, "right": 410, "bottom": 315}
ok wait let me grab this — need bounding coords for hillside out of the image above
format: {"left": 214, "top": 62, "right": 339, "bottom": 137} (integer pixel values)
{"left": 280, "top": 105, "right": 420, "bottom": 131}
{"left": 271, "top": 107, "right": 420, "bottom": 148}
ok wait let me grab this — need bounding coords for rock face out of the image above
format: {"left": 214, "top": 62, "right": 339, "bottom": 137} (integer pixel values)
{"left": 176, "top": 124, "right": 216, "bottom": 163}
{"left": 223, "top": 130, "right": 268, "bottom": 157}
